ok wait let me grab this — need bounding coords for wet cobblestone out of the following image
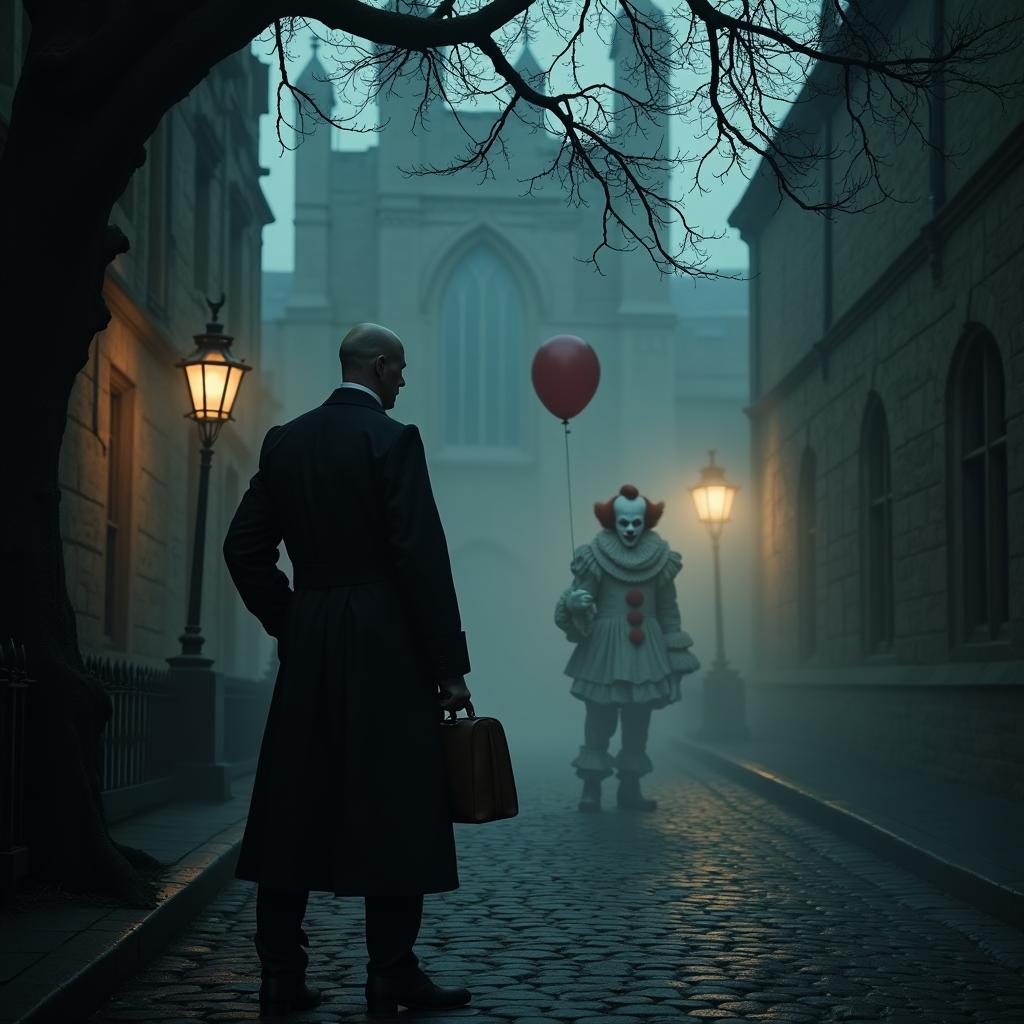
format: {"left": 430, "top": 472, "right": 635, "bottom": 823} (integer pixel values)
{"left": 88, "top": 751, "right": 1024, "bottom": 1023}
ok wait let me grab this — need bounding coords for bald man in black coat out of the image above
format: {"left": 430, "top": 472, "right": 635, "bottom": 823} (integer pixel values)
{"left": 223, "top": 324, "right": 473, "bottom": 1019}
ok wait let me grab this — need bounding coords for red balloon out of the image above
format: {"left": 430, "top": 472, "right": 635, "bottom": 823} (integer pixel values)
{"left": 531, "top": 335, "right": 601, "bottom": 421}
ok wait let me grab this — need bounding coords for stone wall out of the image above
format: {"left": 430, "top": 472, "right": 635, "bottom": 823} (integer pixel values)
{"left": 751, "top": 157, "right": 1024, "bottom": 668}
{"left": 731, "top": 0, "right": 1024, "bottom": 792}
{"left": 746, "top": 669, "right": 1024, "bottom": 800}
{"left": 51, "top": 48, "right": 278, "bottom": 678}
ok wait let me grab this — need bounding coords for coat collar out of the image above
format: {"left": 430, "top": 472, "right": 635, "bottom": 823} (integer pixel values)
{"left": 323, "top": 387, "right": 386, "bottom": 413}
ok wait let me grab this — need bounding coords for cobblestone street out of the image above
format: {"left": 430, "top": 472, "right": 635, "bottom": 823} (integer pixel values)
{"left": 87, "top": 746, "right": 1024, "bottom": 1024}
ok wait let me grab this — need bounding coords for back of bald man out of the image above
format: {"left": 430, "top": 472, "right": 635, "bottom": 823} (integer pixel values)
{"left": 223, "top": 310, "right": 473, "bottom": 1014}
{"left": 338, "top": 322, "right": 407, "bottom": 411}
{"left": 339, "top": 323, "right": 403, "bottom": 378}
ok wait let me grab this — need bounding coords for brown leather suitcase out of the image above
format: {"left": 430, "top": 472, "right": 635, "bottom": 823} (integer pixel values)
{"left": 440, "top": 711, "right": 519, "bottom": 824}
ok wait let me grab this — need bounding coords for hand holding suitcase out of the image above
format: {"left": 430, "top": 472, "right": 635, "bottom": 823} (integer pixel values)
{"left": 440, "top": 707, "right": 518, "bottom": 824}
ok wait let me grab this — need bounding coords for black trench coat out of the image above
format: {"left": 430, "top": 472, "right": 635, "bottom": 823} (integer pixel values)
{"left": 223, "top": 388, "right": 470, "bottom": 896}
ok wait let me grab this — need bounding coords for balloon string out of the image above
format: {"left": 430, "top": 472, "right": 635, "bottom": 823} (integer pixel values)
{"left": 562, "top": 418, "right": 576, "bottom": 564}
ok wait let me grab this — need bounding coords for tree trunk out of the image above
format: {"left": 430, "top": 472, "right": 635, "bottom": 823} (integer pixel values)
{"left": 0, "top": 73, "right": 153, "bottom": 904}
{"left": 0, "top": 0, "right": 275, "bottom": 904}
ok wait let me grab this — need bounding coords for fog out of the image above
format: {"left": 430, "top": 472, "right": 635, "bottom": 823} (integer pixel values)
{"left": 253, "top": 32, "right": 756, "bottom": 774}
{"left": 7, "top": 10, "right": 1021, "bottom": 1021}
{"left": 251, "top": 19, "right": 1022, "bottom": 904}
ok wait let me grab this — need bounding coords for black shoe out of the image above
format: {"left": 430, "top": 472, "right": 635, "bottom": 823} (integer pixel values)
{"left": 578, "top": 777, "right": 602, "bottom": 813}
{"left": 259, "top": 976, "right": 322, "bottom": 1017}
{"left": 366, "top": 966, "right": 471, "bottom": 1018}
{"left": 617, "top": 775, "right": 657, "bottom": 811}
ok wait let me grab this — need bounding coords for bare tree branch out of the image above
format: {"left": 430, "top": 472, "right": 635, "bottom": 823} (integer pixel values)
{"left": 264, "top": 0, "right": 1024, "bottom": 275}
{"left": 296, "top": 0, "right": 536, "bottom": 48}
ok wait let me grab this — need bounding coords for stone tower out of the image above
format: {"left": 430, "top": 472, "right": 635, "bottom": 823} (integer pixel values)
{"left": 290, "top": 40, "right": 334, "bottom": 314}
{"left": 609, "top": 0, "right": 677, "bottom": 486}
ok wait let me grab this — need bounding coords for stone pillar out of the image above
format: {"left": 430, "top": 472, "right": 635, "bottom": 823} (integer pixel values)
{"left": 167, "top": 659, "right": 232, "bottom": 801}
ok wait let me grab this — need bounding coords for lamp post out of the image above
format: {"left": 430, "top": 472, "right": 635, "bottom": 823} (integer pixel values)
{"left": 166, "top": 296, "right": 250, "bottom": 802}
{"left": 690, "top": 450, "right": 748, "bottom": 740}
{"left": 173, "top": 295, "right": 250, "bottom": 664}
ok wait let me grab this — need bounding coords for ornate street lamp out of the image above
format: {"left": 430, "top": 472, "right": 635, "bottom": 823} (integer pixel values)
{"left": 174, "top": 295, "right": 250, "bottom": 662}
{"left": 690, "top": 450, "right": 747, "bottom": 739}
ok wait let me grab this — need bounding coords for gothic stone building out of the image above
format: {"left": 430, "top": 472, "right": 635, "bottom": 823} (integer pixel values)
{"left": 263, "top": 39, "right": 754, "bottom": 742}
{"left": 730, "top": 0, "right": 1024, "bottom": 797}
{"left": 2, "top": 11, "right": 277, "bottom": 679}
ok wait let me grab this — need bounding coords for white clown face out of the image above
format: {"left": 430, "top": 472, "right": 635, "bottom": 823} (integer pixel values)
{"left": 613, "top": 494, "right": 646, "bottom": 548}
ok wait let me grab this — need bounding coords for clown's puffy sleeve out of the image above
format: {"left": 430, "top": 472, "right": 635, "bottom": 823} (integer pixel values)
{"left": 554, "top": 544, "right": 601, "bottom": 643}
{"left": 656, "top": 551, "right": 701, "bottom": 677}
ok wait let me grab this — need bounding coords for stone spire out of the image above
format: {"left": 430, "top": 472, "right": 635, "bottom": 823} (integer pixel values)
{"left": 375, "top": 0, "right": 433, "bottom": 125}
{"left": 290, "top": 36, "right": 334, "bottom": 313}
{"left": 513, "top": 31, "right": 547, "bottom": 129}
{"left": 514, "top": 29, "right": 545, "bottom": 88}
{"left": 295, "top": 36, "right": 336, "bottom": 126}
{"left": 610, "top": 0, "right": 666, "bottom": 58}
{"left": 608, "top": 0, "right": 673, "bottom": 316}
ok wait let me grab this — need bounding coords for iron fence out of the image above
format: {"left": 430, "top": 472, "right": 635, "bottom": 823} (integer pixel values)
{"left": 0, "top": 644, "right": 270, "bottom": 874}
{"left": 88, "top": 655, "right": 174, "bottom": 794}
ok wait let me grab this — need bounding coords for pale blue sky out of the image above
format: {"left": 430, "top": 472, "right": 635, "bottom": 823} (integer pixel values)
{"left": 251, "top": 22, "right": 754, "bottom": 275}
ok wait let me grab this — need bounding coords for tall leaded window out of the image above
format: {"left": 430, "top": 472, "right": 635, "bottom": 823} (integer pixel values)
{"left": 797, "top": 447, "right": 817, "bottom": 661}
{"left": 441, "top": 246, "right": 522, "bottom": 449}
{"left": 949, "top": 329, "right": 1008, "bottom": 644}
{"left": 861, "top": 394, "right": 894, "bottom": 654}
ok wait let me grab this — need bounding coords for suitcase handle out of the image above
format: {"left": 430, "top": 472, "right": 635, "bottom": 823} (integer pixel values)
{"left": 444, "top": 700, "right": 476, "bottom": 723}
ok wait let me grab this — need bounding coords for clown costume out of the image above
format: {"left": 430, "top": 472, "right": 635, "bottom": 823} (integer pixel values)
{"left": 554, "top": 484, "right": 700, "bottom": 811}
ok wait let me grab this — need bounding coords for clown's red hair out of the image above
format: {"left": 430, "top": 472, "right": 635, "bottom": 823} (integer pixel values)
{"left": 594, "top": 484, "right": 665, "bottom": 530}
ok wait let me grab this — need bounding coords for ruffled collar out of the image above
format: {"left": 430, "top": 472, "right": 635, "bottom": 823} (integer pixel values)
{"left": 591, "top": 529, "right": 670, "bottom": 582}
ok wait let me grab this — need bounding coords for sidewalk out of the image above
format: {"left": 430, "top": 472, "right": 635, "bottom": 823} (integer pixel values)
{"left": 0, "top": 778, "right": 254, "bottom": 1024}
{"left": 675, "top": 736, "right": 1024, "bottom": 929}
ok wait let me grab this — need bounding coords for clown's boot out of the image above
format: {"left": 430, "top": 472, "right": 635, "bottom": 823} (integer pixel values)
{"left": 578, "top": 775, "right": 602, "bottom": 812}
{"left": 617, "top": 772, "right": 657, "bottom": 812}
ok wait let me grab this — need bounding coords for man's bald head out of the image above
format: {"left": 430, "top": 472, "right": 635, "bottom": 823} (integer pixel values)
{"left": 339, "top": 323, "right": 403, "bottom": 378}
{"left": 338, "top": 323, "right": 407, "bottom": 410}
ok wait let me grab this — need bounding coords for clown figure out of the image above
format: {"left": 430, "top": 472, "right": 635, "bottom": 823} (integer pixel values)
{"left": 555, "top": 484, "right": 700, "bottom": 811}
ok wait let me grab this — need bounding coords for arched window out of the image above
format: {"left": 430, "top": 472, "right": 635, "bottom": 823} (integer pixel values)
{"left": 797, "top": 447, "right": 817, "bottom": 661}
{"left": 861, "top": 394, "right": 894, "bottom": 654}
{"left": 948, "top": 329, "right": 1008, "bottom": 644}
{"left": 441, "top": 246, "right": 523, "bottom": 449}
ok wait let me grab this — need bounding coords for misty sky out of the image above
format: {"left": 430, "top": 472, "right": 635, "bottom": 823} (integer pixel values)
{"left": 249, "top": 16, "right": 758, "bottom": 274}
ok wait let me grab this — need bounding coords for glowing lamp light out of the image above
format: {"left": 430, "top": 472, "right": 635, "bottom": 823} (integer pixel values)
{"left": 182, "top": 349, "right": 246, "bottom": 420}
{"left": 690, "top": 450, "right": 738, "bottom": 537}
{"left": 178, "top": 295, "right": 250, "bottom": 447}
{"left": 688, "top": 448, "right": 748, "bottom": 739}
{"left": 172, "top": 295, "right": 249, "bottom": 662}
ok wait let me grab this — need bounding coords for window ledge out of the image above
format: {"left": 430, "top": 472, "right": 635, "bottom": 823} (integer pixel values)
{"left": 432, "top": 446, "right": 535, "bottom": 468}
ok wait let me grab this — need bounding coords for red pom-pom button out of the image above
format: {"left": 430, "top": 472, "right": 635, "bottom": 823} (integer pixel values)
{"left": 626, "top": 589, "right": 645, "bottom": 607}
{"left": 629, "top": 627, "right": 645, "bottom": 646}
{"left": 627, "top": 610, "right": 644, "bottom": 626}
